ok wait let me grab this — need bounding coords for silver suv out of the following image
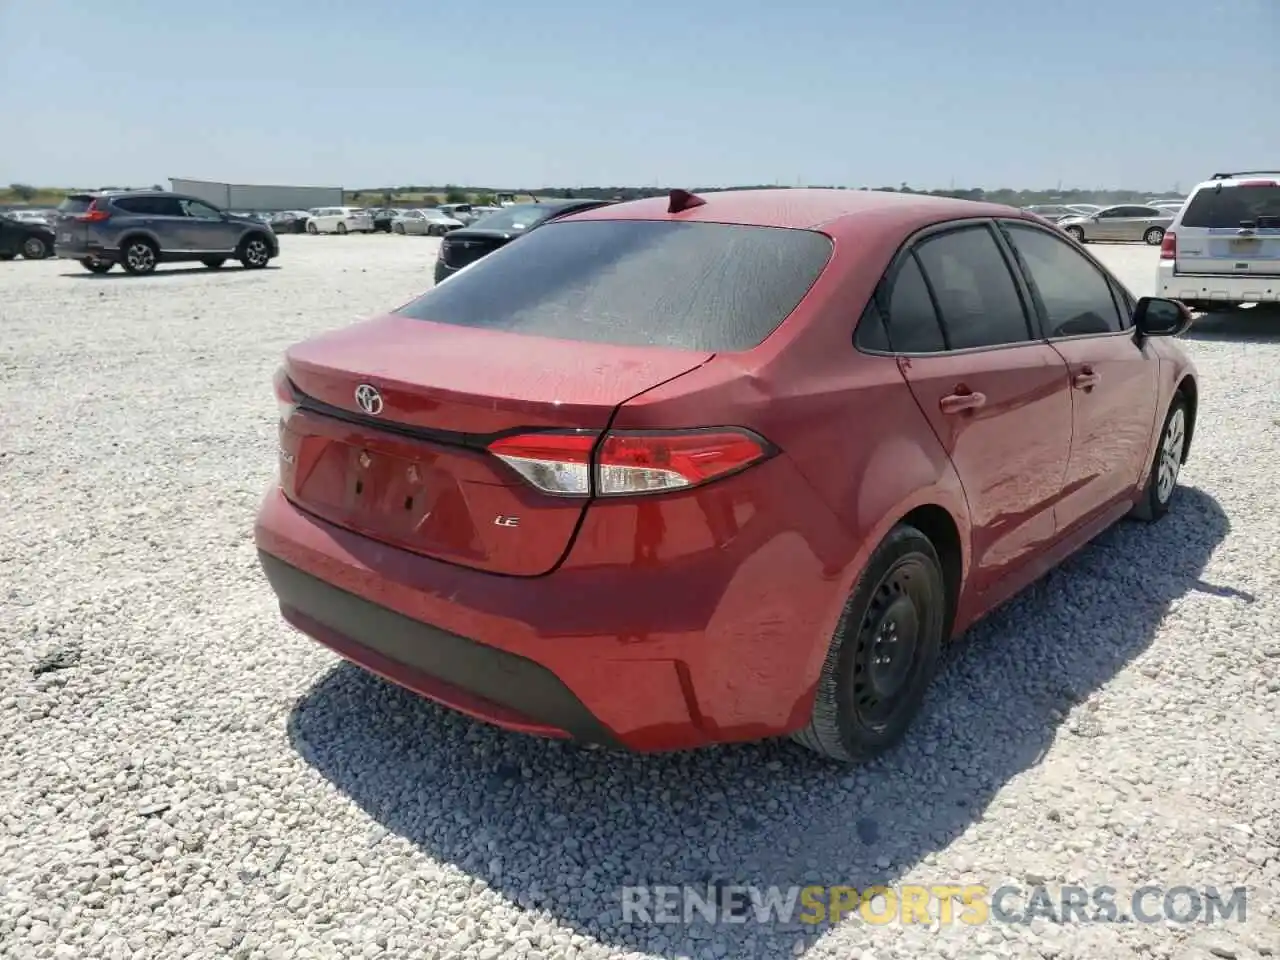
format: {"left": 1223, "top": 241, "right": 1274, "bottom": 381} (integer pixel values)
{"left": 1156, "top": 171, "right": 1280, "bottom": 311}
{"left": 52, "top": 190, "right": 279, "bottom": 275}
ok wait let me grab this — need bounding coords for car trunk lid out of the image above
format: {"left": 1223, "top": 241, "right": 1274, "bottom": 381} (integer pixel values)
{"left": 278, "top": 314, "right": 712, "bottom": 576}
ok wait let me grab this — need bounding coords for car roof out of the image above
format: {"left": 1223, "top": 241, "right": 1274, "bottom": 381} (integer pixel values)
{"left": 563, "top": 188, "right": 1026, "bottom": 235}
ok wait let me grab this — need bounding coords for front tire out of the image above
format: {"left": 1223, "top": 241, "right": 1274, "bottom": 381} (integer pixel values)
{"left": 21, "top": 236, "right": 50, "bottom": 259}
{"left": 336, "top": 222, "right": 348, "bottom": 235}
{"left": 1144, "top": 226, "right": 1165, "bottom": 246}
{"left": 1064, "top": 225, "right": 1085, "bottom": 243}
{"left": 238, "top": 235, "right": 271, "bottom": 269}
{"left": 1129, "top": 392, "right": 1189, "bottom": 522}
{"left": 793, "top": 524, "right": 946, "bottom": 762}
{"left": 393, "top": 222, "right": 405, "bottom": 234}
{"left": 306, "top": 221, "right": 319, "bottom": 235}
{"left": 121, "top": 238, "right": 159, "bottom": 275}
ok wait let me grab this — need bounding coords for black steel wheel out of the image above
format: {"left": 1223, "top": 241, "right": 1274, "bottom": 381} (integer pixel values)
{"left": 794, "top": 524, "right": 946, "bottom": 762}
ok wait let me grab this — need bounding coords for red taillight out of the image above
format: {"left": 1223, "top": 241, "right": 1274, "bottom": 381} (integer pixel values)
{"left": 75, "top": 200, "right": 110, "bottom": 223}
{"left": 1160, "top": 231, "right": 1177, "bottom": 260}
{"left": 1237, "top": 180, "right": 1278, "bottom": 188}
{"left": 487, "top": 428, "right": 774, "bottom": 497}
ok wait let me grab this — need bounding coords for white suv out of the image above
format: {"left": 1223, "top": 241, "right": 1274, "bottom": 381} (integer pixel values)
{"left": 1157, "top": 171, "right": 1280, "bottom": 311}
{"left": 304, "top": 206, "right": 373, "bottom": 235}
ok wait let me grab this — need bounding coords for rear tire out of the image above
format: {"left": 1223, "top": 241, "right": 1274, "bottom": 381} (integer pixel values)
{"left": 202, "top": 258, "right": 226, "bottom": 269}
{"left": 81, "top": 257, "right": 113, "bottom": 274}
{"left": 793, "top": 524, "right": 946, "bottom": 763}
{"left": 0, "top": 252, "right": 15, "bottom": 261}
{"left": 393, "top": 222, "right": 405, "bottom": 234}
{"left": 21, "top": 236, "right": 50, "bottom": 259}
{"left": 306, "top": 221, "right": 319, "bottom": 235}
{"left": 120, "top": 238, "right": 159, "bottom": 275}
{"left": 1129, "top": 392, "right": 1189, "bottom": 522}
{"left": 1144, "top": 226, "right": 1165, "bottom": 245}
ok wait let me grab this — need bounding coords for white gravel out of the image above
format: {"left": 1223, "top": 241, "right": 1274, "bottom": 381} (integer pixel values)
{"left": 1, "top": 237, "right": 1278, "bottom": 960}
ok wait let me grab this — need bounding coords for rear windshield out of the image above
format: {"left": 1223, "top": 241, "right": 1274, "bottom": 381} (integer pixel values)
{"left": 1182, "top": 184, "right": 1280, "bottom": 228}
{"left": 397, "top": 219, "right": 834, "bottom": 351}
{"left": 57, "top": 195, "right": 96, "bottom": 214}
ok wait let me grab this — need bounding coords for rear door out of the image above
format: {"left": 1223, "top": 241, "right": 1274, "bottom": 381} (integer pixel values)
{"left": 1174, "top": 179, "right": 1280, "bottom": 278}
{"left": 881, "top": 222, "right": 1073, "bottom": 596}
{"left": 999, "top": 220, "right": 1159, "bottom": 532}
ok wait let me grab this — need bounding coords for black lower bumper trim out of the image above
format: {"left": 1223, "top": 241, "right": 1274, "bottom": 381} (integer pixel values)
{"left": 258, "top": 551, "right": 618, "bottom": 746}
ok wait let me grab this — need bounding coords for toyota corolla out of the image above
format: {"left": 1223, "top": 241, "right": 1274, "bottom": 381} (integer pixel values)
{"left": 254, "top": 188, "right": 1198, "bottom": 762}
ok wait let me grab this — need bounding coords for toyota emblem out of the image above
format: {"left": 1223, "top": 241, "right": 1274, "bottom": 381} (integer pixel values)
{"left": 354, "top": 384, "right": 383, "bottom": 416}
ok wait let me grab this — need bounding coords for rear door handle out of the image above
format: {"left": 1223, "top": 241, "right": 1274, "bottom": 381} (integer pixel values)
{"left": 1073, "top": 370, "right": 1100, "bottom": 390}
{"left": 939, "top": 390, "right": 987, "bottom": 414}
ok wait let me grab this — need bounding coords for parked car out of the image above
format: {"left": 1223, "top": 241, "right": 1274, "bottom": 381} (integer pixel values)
{"left": 368, "top": 208, "right": 406, "bottom": 233}
{"left": 1021, "top": 204, "right": 1080, "bottom": 222}
{"left": 1156, "top": 171, "right": 1280, "bottom": 312}
{"left": 0, "top": 212, "right": 55, "bottom": 260}
{"left": 392, "top": 209, "right": 464, "bottom": 236}
{"left": 6, "top": 208, "right": 56, "bottom": 226}
{"left": 269, "top": 210, "right": 312, "bottom": 234}
{"left": 305, "top": 206, "right": 373, "bottom": 235}
{"left": 433, "top": 199, "right": 613, "bottom": 283}
{"left": 1057, "top": 204, "right": 1173, "bottom": 245}
{"left": 52, "top": 190, "right": 279, "bottom": 275}
{"left": 437, "top": 203, "right": 474, "bottom": 225}
{"left": 256, "top": 188, "right": 1198, "bottom": 761}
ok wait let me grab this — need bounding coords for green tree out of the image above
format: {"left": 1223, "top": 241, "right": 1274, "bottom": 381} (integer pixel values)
{"left": 474, "top": 193, "right": 496, "bottom": 206}
{"left": 444, "top": 185, "right": 468, "bottom": 204}
{"left": 422, "top": 195, "right": 441, "bottom": 208}
{"left": 9, "top": 183, "right": 37, "bottom": 201}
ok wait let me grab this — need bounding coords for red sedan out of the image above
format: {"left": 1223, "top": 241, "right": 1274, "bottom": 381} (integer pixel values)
{"left": 255, "top": 188, "right": 1197, "bottom": 762}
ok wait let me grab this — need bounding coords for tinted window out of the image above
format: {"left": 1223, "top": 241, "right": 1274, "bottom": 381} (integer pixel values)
{"left": 57, "top": 195, "right": 95, "bottom": 215}
{"left": 914, "top": 227, "right": 1031, "bottom": 349}
{"left": 1181, "top": 184, "right": 1280, "bottom": 228}
{"left": 1004, "top": 224, "right": 1124, "bottom": 336}
{"left": 397, "top": 220, "right": 833, "bottom": 351}
{"left": 885, "top": 255, "right": 946, "bottom": 352}
{"left": 467, "top": 204, "right": 564, "bottom": 233}
{"left": 854, "top": 298, "right": 891, "bottom": 352}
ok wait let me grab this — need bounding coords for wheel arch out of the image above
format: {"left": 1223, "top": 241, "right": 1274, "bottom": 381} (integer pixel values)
{"left": 118, "top": 230, "right": 161, "bottom": 253}
{"left": 897, "top": 503, "right": 964, "bottom": 641}
{"left": 1177, "top": 373, "right": 1197, "bottom": 462}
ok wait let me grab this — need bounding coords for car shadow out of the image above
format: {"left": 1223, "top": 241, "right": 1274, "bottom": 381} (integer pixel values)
{"left": 286, "top": 486, "right": 1232, "bottom": 958}
{"left": 60, "top": 265, "right": 281, "bottom": 280}
{"left": 1185, "top": 304, "right": 1280, "bottom": 344}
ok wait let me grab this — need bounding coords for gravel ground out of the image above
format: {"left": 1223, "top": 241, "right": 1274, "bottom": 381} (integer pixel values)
{"left": 1, "top": 237, "right": 1278, "bottom": 960}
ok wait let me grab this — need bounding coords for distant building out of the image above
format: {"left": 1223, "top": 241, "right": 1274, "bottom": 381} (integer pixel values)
{"left": 168, "top": 178, "right": 343, "bottom": 212}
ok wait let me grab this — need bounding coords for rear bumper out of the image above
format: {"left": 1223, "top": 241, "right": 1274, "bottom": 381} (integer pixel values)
{"left": 259, "top": 550, "right": 621, "bottom": 745}
{"left": 1158, "top": 262, "right": 1280, "bottom": 303}
{"left": 254, "top": 469, "right": 852, "bottom": 751}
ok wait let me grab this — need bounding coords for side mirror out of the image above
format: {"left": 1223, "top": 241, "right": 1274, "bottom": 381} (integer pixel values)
{"left": 1134, "top": 296, "right": 1193, "bottom": 337}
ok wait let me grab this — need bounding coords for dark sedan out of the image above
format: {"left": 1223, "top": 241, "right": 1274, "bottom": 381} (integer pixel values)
{"left": 433, "top": 199, "right": 613, "bottom": 284}
{"left": 0, "top": 212, "right": 55, "bottom": 260}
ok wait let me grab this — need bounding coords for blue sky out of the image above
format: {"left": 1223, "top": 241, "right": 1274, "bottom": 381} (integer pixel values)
{"left": 2, "top": 0, "right": 1276, "bottom": 191}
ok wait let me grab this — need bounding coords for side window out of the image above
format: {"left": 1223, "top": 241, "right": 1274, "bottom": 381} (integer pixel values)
{"left": 884, "top": 255, "right": 946, "bottom": 352}
{"left": 853, "top": 298, "right": 891, "bottom": 352}
{"left": 150, "top": 197, "right": 187, "bottom": 217}
{"left": 913, "top": 226, "right": 1032, "bottom": 350}
{"left": 181, "top": 199, "right": 222, "bottom": 219}
{"left": 112, "top": 197, "right": 150, "bottom": 215}
{"left": 1096, "top": 208, "right": 1119, "bottom": 219}
{"left": 1003, "top": 224, "right": 1124, "bottom": 336}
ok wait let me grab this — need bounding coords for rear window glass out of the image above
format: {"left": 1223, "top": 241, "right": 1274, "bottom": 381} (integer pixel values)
{"left": 1182, "top": 184, "right": 1280, "bottom": 228}
{"left": 396, "top": 220, "right": 834, "bottom": 351}
{"left": 57, "top": 195, "right": 95, "bottom": 214}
